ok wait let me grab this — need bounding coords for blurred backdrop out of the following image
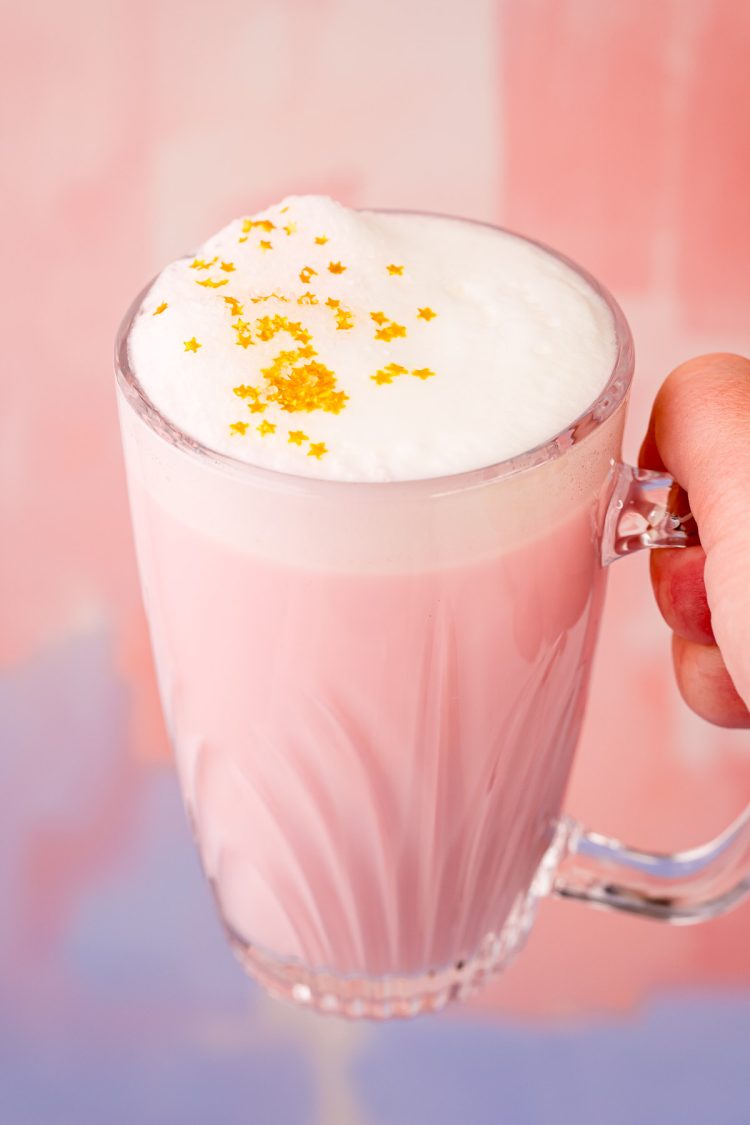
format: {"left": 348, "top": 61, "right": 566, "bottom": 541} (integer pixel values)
{"left": 3, "top": 1, "right": 750, "bottom": 1122}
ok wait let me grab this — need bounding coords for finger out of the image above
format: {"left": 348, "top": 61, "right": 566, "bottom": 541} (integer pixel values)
{"left": 640, "top": 354, "right": 750, "bottom": 708}
{"left": 672, "top": 634, "right": 750, "bottom": 729}
{"left": 649, "top": 545, "right": 715, "bottom": 645}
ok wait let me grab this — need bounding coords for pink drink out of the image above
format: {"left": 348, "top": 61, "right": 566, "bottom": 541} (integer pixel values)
{"left": 118, "top": 395, "right": 623, "bottom": 1001}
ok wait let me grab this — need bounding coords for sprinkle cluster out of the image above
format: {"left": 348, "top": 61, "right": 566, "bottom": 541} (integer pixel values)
{"left": 153, "top": 205, "right": 440, "bottom": 461}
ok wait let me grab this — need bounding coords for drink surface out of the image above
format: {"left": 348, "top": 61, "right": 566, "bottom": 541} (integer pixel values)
{"left": 127, "top": 196, "right": 617, "bottom": 481}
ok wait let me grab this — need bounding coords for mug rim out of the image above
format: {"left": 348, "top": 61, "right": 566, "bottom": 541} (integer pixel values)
{"left": 114, "top": 209, "right": 634, "bottom": 498}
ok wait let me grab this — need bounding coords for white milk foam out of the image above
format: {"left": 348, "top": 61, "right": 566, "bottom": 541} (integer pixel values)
{"left": 128, "top": 196, "right": 617, "bottom": 482}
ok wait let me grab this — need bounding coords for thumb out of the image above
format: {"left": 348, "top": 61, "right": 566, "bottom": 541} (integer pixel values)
{"left": 640, "top": 353, "right": 750, "bottom": 711}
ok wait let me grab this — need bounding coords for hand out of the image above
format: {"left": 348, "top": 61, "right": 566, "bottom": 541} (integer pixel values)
{"left": 639, "top": 353, "right": 750, "bottom": 728}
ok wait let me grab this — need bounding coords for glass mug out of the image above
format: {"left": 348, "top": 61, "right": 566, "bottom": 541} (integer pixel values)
{"left": 116, "top": 215, "right": 750, "bottom": 1020}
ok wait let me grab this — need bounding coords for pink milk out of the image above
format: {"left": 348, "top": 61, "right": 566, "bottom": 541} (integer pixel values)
{"left": 119, "top": 392, "right": 624, "bottom": 985}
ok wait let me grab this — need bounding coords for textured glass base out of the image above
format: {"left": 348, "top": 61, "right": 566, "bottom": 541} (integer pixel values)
{"left": 221, "top": 824, "right": 570, "bottom": 1020}
{"left": 226, "top": 894, "right": 538, "bottom": 1021}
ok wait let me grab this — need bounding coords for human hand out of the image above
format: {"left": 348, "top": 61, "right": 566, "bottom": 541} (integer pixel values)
{"left": 639, "top": 354, "right": 750, "bottom": 728}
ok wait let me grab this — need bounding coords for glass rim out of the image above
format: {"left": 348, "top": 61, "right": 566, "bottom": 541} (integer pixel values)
{"left": 114, "top": 209, "right": 634, "bottom": 497}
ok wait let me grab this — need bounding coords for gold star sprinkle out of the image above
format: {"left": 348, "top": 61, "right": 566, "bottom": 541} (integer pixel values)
{"left": 232, "top": 318, "right": 254, "bottom": 348}
{"left": 197, "top": 277, "right": 228, "bottom": 288}
{"left": 299, "top": 266, "right": 317, "bottom": 284}
{"left": 370, "top": 311, "right": 388, "bottom": 325}
{"left": 238, "top": 235, "right": 248, "bottom": 243}
{"left": 288, "top": 430, "right": 308, "bottom": 445}
{"left": 223, "top": 296, "right": 244, "bottom": 315}
{"left": 335, "top": 309, "right": 354, "bottom": 330}
{"left": 220, "top": 261, "right": 236, "bottom": 272}
{"left": 242, "top": 218, "right": 275, "bottom": 233}
{"left": 153, "top": 302, "right": 168, "bottom": 316}
{"left": 298, "top": 291, "right": 319, "bottom": 305}
{"left": 249, "top": 292, "right": 289, "bottom": 304}
{"left": 325, "top": 297, "right": 340, "bottom": 309}
{"left": 259, "top": 240, "right": 272, "bottom": 251}
{"left": 190, "top": 256, "right": 217, "bottom": 270}
{"left": 374, "top": 323, "right": 407, "bottom": 342}
{"left": 370, "top": 362, "right": 409, "bottom": 385}
{"left": 412, "top": 367, "right": 436, "bottom": 380}
{"left": 314, "top": 235, "right": 328, "bottom": 245}
{"left": 308, "top": 442, "right": 328, "bottom": 459}
{"left": 328, "top": 261, "right": 346, "bottom": 274}
{"left": 279, "top": 206, "right": 289, "bottom": 214}
{"left": 229, "top": 421, "right": 248, "bottom": 435}
{"left": 386, "top": 264, "right": 404, "bottom": 275}
{"left": 234, "top": 384, "right": 259, "bottom": 399}
{"left": 257, "top": 420, "right": 276, "bottom": 436}
{"left": 283, "top": 223, "right": 297, "bottom": 236}
{"left": 297, "top": 344, "right": 317, "bottom": 358}
{"left": 184, "top": 337, "right": 201, "bottom": 352}
{"left": 417, "top": 306, "right": 437, "bottom": 321}
{"left": 248, "top": 401, "right": 267, "bottom": 414}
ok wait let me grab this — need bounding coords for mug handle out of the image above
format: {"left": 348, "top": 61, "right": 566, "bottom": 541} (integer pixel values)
{"left": 553, "top": 463, "right": 750, "bottom": 922}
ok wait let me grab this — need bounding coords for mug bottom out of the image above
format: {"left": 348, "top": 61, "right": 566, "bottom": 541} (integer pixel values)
{"left": 223, "top": 887, "right": 539, "bottom": 1020}
{"left": 213, "top": 822, "right": 570, "bottom": 1020}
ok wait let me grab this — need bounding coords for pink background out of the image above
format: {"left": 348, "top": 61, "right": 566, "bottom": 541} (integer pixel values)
{"left": 4, "top": 0, "right": 750, "bottom": 1062}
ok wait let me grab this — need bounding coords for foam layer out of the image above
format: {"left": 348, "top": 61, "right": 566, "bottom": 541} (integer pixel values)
{"left": 127, "top": 196, "right": 617, "bottom": 482}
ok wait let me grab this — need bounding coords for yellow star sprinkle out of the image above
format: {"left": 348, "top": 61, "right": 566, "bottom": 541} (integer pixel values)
{"left": 288, "top": 430, "right": 308, "bottom": 445}
{"left": 315, "top": 235, "right": 328, "bottom": 245}
{"left": 283, "top": 223, "right": 297, "bottom": 236}
{"left": 325, "top": 297, "right": 340, "bottom": 309}
{"left": 308, "top": 442, "right": 328, "bottom": 459}
{"left": 335, "top": 310, "right": 354, "bottom": 330}
{"left": 297, "top": 344, "right": 317, "bottom": 358}
{"left": 279, "top": 206, "right": 289, "bottom": 214}
{"left": 299, "top": 266, "right": 317, "bottom": 284}
{"left": 223, "top": 296, "right": 244, "bottom": 315}
{"left": 417, "top": 306, "right": 437, "bottom": 321}
{"left": 259, "top": 240, "right": 272, "bottom": 251}
{"left": 229, "top": 421, "right": 248, "bottom": 435}
{"left": 153, "top": 302, "right": 168, "bottom": 316}
{"left": 258, "top": 420, "right": 276, "bottom": 436}
{"left": 370, "top": 311, "right": 388, "bottom": 325}
{"left": 232, "top": 318, "right": 254, "bottom": 348}
{"left": 374, "top": 323, "right": 407, "bottom": 341}
{"left": 234, "top": 384, "right": 259, "bottom": 399}
{"left": 242, "top": 218, "right": 275, "bottom": 233}
{"left": 248, "top": 401, "right": 267, "bottom": 414}
{"left": 298, "top": 291, "right": 319, "bottom": 305}
{"left": 328, "top": 261, "right": 346, "bottom": 274}
{"left": 220, "top": 261, "right": 236, "bottom": 273}
{"left": 249, "top": 292, "right": 289, "bottom": 304}
{"left": 238, "top": 235, "right": 248, "bottom": 243}
{"left": 412, "top": 367, "right": 436, "bottom": 380}
{"left": 197, "top": 277, "right": 229, "bottom": 288}
{"left": 190, "top": 256, "right": 217, "bottom": 270}
{"left": 288, "top": 321, "right": 312, "bottom": 345}
{"left": 371, "top": 370, "right": 394, "bottom": 385}
{"left": 184, "top": 337, "right": 201, "bottom": 352}
{"left": 385, "top": 362, "right": 408, "bottom": 375}
{"left": 386, "top": 264, "right": 404, "bottom": 275}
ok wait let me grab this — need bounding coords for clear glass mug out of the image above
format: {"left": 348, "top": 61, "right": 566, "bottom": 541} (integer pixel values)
{"left": 116, "top": 216, "right": 750, "bottom": 1020}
